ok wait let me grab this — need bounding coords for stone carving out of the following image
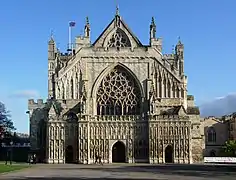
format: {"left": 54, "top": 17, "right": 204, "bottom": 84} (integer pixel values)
{"left": 60, "top": 127, "right": 64, "bottom": 139}
{"left": 107, "top": 29, "right": 131, "bottom": 48}
{"left": 96, "top": 66, "right": 141, "bottom": 116}
{"left": 29, "top": 12, "right": 204, "bottom": 165}
{"left": 50, "top": 140, "right": 53, "bottom": 158}
{"left": 60, "top": 140, "right": 64, "bottom": 158}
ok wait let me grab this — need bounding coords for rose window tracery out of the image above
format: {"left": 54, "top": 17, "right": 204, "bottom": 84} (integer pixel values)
{"left": 97, "top": 66, "right": 141, "bottom": 115}
{"left": 107, "top": 29, "right": 131, "bottom": 48}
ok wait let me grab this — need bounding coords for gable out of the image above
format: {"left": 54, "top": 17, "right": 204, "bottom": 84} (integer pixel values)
{"left": 204, "top": 117, "right": 223, "bottom": 124}
{"left": 48, "top": 105, "right": 57, "bottom": 115}
{"left": 177, "top": 106, "right": 187, "bottom": 116}
{"left": 93, "top": 15, "right": 143, "bottom": 48}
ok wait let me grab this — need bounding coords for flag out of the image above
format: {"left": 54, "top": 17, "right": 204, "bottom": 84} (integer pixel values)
{"left": 69, "top": 21, "right": 76, "bottom": 27}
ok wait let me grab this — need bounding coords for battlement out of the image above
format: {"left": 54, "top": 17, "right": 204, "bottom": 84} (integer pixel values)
{"left": 187, "top": 95, "right": 194, "bottom": 100}
{"left": 149, "top": 115, "right": 190, "bottom": 121}
{"left": 76, "top": 35, "right": 85, "bottom": 40}
{"left": 28, "top": 99, "right": 46, "bottom": 105}
{"left": 60, "top": 53, "right": 69, "bottom": 56}
{"left": 75, "top": 36, "right": 90, "bottom": 50}
{"left": 163, "top": 54, "right": 175, "bottom": 59}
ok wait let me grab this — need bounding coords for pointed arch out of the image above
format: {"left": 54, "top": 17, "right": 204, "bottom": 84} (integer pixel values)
{"left": 92, "top": 63, "right": 143, "bottom": 115}
{"left": 66, "top": 80, "right": 70, "bottom": 99}
{"left": 167, "top": 79, "right": 171, "bottom": 98}
{"left": 61, "top": 82, "right": 65, "bottom": 99}
{"left": 107, "top": 28, "right": 131, "bottom": 48}
{"left": 70, "top": 78, "right": 74, "bottom": 99}
{"left": 207, "top": 127, "right": 216, "bottom": 143}
{"left": 75, "top": 73, "right": 78, "bottom": 99}
{"left": 172, "top": 82, "right": 176, "bottom": 98}
{"left": 56, "top": 82, "right": 61, "bottom": 99}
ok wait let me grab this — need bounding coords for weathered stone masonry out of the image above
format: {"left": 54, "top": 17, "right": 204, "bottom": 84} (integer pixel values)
{"left": 28, "top": 11, "right": 205, "bottom": 164}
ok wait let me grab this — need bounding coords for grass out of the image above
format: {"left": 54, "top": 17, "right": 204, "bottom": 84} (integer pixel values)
{"left": 0, "top": 164, "right": 30, "bottom": 174}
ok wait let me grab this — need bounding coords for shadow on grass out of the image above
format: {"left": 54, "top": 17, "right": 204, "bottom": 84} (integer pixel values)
{"left": 0, "top": 164, "right": 30, "bottom": 174}
{"left": 3, "top": 164, "right": 236, "bottom": 179}
{"left": 55, "top": 164, "right": 236, "bottom": 178}
{"left": 1, "top": 178, "right": 160, "bottom": 180}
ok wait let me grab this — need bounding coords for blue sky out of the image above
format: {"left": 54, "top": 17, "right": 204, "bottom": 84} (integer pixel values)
{"left": 0, "top": 0, "right": 235, "bottom": 133}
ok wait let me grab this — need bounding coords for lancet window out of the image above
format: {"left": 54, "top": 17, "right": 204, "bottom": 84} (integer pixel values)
{"left": 97, "top": 66, "right": 141, "bottom": 115}
{"left": 207, "top": 127, "right": 216, "bottom": 143}
{"left": 107, "top": 29, "right": 131, "bottom": 48}
{"left": 70, "top": 79, "right": 74, "bottom": 99}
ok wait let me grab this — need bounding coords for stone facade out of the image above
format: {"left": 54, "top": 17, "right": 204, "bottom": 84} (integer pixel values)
{"left": 223, "top": 113, "right": 236, "bottom": 140}
{"left": 203, "top": 117, "right": 228, "bottom": 157}
{"left": 28, "top": 12, "right": 204, "bottom": 164}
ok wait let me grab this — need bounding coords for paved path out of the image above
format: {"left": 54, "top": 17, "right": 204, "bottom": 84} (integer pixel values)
{"left": 1, "top": 163, "right": 236, "bottom": 179}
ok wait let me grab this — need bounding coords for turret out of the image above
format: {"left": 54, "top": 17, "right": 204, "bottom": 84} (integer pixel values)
{"left": 150, "top": 17, "right": 156, "bottom": 39}
{"left": 48, "top": 35, "right": 56, "bottom": 99}
{"left": 149, "top": 17, "right": 162, "bottom": 52}
{"left": 75, "top": 17, "right": 91, "bottom": 50}
{"left": 175, "top": 38, "right": 184, "bottom": 76}
{"left": 84, "top": 16, "right": 90, "bottom": 38}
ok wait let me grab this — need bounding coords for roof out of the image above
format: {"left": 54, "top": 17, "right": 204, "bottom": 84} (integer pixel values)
{"left": 92, "top": 14, "right": 143, "bottom": 47}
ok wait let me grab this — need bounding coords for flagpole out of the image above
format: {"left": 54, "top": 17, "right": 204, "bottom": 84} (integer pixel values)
{"left": 68, "top": 25, "right": 72, "bottom": 52}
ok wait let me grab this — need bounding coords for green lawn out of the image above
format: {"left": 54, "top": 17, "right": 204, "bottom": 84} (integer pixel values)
{"left": 0, "top": 164, "right": 30, "bottom": 173}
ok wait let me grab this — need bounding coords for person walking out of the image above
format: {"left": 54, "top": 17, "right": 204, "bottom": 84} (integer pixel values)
{"left": 94, "top": 150, "right": 103, "bottom": 165}
{"left": 5, "top": 150, "right": 9, "bottom": 165}
{"left": 98, "top": 154, "right": 103, "bottom": 165}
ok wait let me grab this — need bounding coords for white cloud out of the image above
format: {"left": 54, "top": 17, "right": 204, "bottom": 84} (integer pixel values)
{"left": 199, "top": 92, "right": 236, "bottom": 117}
{"left": 8, "top": 90, "right": 39, "bottom": 99}
{"left": 214, "top": 92, "right": 236, "bottom": 100}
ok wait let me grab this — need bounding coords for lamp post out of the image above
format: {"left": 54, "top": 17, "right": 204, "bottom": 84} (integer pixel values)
{"left": 10, "top": 141, "right": 13, "bottom": 165}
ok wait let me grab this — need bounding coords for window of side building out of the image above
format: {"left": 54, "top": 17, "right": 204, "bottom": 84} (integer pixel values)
{"left": 207, "top": 127, "right": 216, "bottom": 143}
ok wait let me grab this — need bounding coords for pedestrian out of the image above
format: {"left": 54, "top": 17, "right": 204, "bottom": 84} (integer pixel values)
{"left": 95, "top": 154, "right": 98, "bottom": 164}
{"left": 33, "top": 154, "right": 37, "bottom": 164}
{"left": 98, "top": 155, "right": 103, "bottom": 165}
{"left": 28, "top": 154, "right": 33, "bottom": 164}
{"left": 5, "top": 151, "right": 9, "bottom": 165}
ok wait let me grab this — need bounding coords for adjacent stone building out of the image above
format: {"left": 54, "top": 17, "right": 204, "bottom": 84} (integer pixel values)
{"left": 203, "top": 117, "right": 228, "bottom": 157}
{"left": 28, "top": 10, "right": 204, "bottom": 164}
{"left": 226, "top": 113, "right": 236, "bottom": 140}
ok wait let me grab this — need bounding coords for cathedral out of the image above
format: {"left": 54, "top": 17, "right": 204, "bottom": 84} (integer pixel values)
{"left": 28, "top": 10, "right": 205, "bottom": 164}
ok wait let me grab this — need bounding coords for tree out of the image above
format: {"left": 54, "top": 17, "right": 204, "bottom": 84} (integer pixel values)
{"left": 221, "top": 140, "right": 236, "bottom": 157}
{"left": 0, "top": 102, "right": 15, "bottom": 137}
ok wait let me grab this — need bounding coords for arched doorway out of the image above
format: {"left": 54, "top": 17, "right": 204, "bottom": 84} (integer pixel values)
{"left": 65, "top": 145, "right": 73, "bottom": 163}
{"left": 165, "top": 145, "right": 174, "bottom": 163}
{"left": 112, "top": 141, "right": 126, "bottom": 163}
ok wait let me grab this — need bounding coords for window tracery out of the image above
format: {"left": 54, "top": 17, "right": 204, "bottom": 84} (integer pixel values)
{"left": 107, "top": 29, "right": 131, "bottom": 48}
{"left": 207, "top": 127, "right": 216, "bottom": 143}
{"left": 97, "top": 66, "right": 141, "bottom": 115}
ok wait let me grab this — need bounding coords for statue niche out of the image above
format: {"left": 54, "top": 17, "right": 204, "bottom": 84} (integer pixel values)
{"left": 96, "top": 65, "right": 141, "bottom": 115}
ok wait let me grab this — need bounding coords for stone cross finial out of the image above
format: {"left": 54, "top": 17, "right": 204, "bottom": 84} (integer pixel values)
{"left": 115, "top": 1, "right": 119, "bottom": 16}
{"left": 50, "top": 30, "right": 54, "bottom": 41}
{"left": 86, "top": 16, "right": 89, "bottom": 24}
{"left": 178, "top": 36, "right": 182, "bottom": 45}
{"left": 151, "top": 17, "right": 155, "bottom": 26}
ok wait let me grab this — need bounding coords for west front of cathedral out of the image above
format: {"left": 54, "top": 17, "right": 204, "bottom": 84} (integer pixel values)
{"left": 28, "top": 12, "right": 205, "bottom": 164}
